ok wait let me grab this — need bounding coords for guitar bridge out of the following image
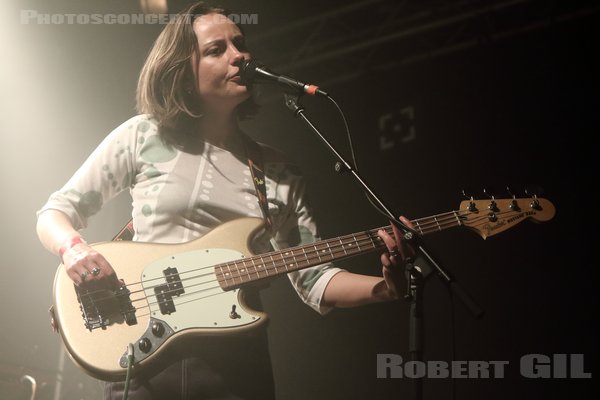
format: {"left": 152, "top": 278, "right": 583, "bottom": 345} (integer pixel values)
{"left": 76, "top": 284, "right": 137, "bottom": 331}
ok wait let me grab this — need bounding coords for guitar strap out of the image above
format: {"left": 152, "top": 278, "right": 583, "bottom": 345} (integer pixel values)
{"left": 112, "top": 134, "right": 274, "bottom": 241}
{"left": 113, "top": 219, "right": 135, "bottom": 241}
{"left": 242, "top": 134, "right": 274, "bottom": 234}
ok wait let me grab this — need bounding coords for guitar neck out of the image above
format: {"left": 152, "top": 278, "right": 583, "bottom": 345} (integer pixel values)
{"left": 216, "top": 210, "right": 464, "bottom": 290}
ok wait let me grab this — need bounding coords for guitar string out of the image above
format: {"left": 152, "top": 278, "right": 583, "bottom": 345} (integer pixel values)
{"left": 78, "top": 231, "right": 392, "bottom": 313}
{"left": 78, "top": 208, "right": 478, "bottom": 308}
{"left": 85, "top": 201, "right": 538, "bottom": 309}
{"left": 95, "top": 204, "right": 519, "bottom": 320}
{"left": 77, "top": 209, "right": 488, "bottom": 311}
{"left": 78, "top": 208, "right": 468, "bottom": 301}
{"left": 77, "top": 201, "right": 539, "bottom": 301}
{"left": 77, "top": 207, "right": 527, "bottom": 322}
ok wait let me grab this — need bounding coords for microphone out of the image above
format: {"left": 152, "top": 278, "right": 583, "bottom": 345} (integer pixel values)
{"left": 240, "top": 59, "right": 328, "bottom": 97}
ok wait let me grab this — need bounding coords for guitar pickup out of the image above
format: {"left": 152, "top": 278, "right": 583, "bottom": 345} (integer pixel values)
{"left": 154, "top": 267, "right": 185, "bottom": 315}
{"left": 164, "top": 267, "right": 184, "bottom": 296}
{"left": 155, "top": 286, "right": 176, "bottom": 315}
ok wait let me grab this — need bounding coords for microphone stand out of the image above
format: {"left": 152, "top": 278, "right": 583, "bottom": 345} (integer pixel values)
{"left": 282, "top": 92, "right": 484, "bottom": 400}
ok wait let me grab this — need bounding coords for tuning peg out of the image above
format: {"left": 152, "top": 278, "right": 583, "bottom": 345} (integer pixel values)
{"left": 505, "top": 186, "right": 521, "bottom": 211}
{"left": 482, "top": 188, "right": 499, "bottom": 212}
{"left": 524, "top": 185, "right": 544, "bottom": 210}
{"left": 461, "top": 189, "right": 477, "bottom": 212}
{"left": 505, "top": 186, "right": 516, "bottom": 199}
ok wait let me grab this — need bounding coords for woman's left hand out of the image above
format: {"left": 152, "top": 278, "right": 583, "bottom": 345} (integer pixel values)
{"left": 377, "top": 216, "right": 416, "bottom": 300}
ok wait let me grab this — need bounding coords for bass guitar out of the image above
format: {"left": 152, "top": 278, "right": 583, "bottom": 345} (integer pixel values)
{"left": 51, "top": 196, "right": 555, "bottom": 380}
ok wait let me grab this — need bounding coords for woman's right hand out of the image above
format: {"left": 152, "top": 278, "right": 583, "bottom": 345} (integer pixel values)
{"left": 62, "top": 242, "right": 120, "bottom": 288}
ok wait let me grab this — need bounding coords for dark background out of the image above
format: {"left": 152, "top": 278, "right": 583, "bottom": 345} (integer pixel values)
{"left": 1, "top": 0, "right": 597, "bottom": 399}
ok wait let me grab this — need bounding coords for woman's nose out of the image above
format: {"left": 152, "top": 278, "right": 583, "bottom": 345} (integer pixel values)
{"left": 230, "top": 48, "right": 245, "bottom": 65}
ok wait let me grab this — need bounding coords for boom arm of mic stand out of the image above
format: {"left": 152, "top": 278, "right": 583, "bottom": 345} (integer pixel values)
{"left": 283, "top": 91, "right": 483, "bottom": 318}
{"left": 283, "top": 93, "right": 406, "bottom": 228}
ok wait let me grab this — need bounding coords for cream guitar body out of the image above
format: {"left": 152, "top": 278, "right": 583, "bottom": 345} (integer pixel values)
{"left": 53, "top": 218, "right": 268, "bottom": 381}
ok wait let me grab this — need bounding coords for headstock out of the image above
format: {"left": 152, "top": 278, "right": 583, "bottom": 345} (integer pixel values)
{"left": 459, "top": 196, "right": 555, "bottom": 239}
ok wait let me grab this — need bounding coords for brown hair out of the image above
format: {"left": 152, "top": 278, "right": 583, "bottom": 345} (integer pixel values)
{"left": 136, "top": 2, "right": 257, "bottom": 142}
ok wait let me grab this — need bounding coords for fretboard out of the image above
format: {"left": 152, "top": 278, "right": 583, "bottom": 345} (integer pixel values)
{"left": 215, "top": 210, "right": 466, "bottom": 290}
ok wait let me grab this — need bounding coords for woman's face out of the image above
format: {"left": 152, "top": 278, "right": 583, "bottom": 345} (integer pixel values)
{"left": 192, "top": 13, "right": 251, "bottom": 112}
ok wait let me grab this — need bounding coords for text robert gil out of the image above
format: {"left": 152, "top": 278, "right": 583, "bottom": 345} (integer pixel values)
{"left": 377, "top": 354, "right": 591, "bottom": 379}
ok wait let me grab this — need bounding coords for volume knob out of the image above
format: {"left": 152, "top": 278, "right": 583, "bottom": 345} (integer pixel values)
{"left": 152, "top": 322, "right": 165, "bottom": 337}
{"left": 138, "top": 338, "right": 152, "bottom": 353}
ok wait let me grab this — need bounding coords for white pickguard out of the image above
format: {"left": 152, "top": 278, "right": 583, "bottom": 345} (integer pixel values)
{"left": 141, "top": 248, "right": 260, "bottom": 331}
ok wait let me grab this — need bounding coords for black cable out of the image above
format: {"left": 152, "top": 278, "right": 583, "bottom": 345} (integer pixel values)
{"left": 326, "top": 95, "right": 401, "bottom": 224}
{"left": 122, "top": 343, "right": 134, "bottom": 400}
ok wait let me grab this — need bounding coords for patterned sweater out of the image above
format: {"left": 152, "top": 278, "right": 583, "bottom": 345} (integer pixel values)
{"left": 38, "top": 115, "right": 342, "bottom": 314}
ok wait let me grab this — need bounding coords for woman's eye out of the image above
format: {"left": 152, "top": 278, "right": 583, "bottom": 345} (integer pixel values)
{"left": 206, "top": 46, "right": 223, "bottom": 56}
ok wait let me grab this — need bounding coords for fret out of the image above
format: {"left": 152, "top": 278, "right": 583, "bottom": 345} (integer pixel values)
{"left": 318, "top": 243, "right": 329, "bottom": 260}
{"left": 244, "top": 258, "right": 252, "bottom": 281}
{"left": 325, "top": 241, "right": 335, "bottom": 260}
{"left": 289, "top": 249, "right": 300, "bottom": 270}
{"left": 367, "top": 232, "right": 377, "bottom": 250}
{"left": 300, "top": 246, "right": 311, "bottom": 268}
{"left": 249, "top": 257, "right": 260, "bottom": 279}
{"left": 216, "top": 265, "right": 226, "bottom": 286}
{"left": 314, "top": 244, "right": 323, "bottom": 263}
{"left": 350, "top": 236, "right": 361, "bottom": 255}
{"left": 453, "top": 211, "right": 463, "bottom": 226}
{"left": 343, "top": 237, "right": 354, "bottom": 255}
{"left": 224, "top": 263, "right": 235, "bottom": 285}
{"left": 234, "top": 262, "right": 244, "bottom": 285}
{"left": 352, "top": 234, "right": 362, "bottom": 252}
{"left": 269, "top": 254, "right": 278, "bottom": 274}
{"left": 280, "top": 252, "right": 289, "bottom": 272}
{"left": 434, "top": 217, "right": 442, "bottom": 231}
{"left": 413, "top": 219, "right": 424, "bottom": 235}
{"left": 236, "top": 259, "right": 251, "bottom": 283}
{"left": 256, "top": 255, "right": 269, "bottom": 278}
{"left": 337, "top": 238, "right": 348, "bottom": 256}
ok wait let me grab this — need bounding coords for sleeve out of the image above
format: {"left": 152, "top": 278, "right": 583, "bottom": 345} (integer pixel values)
{"left": 272, "top": 165, "right": 345, "bottom": 315}
{"left": 36, "top": 115, "right": 146, "bottom": 229}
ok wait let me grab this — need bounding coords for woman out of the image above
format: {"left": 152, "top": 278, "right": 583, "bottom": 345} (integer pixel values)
{"left": 36, "top": 2, "right": 412, "bottom": 399}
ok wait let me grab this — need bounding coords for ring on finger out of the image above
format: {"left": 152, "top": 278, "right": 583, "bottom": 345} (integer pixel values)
{"left": 91, "top": 267, "right": 101, "bottom": 276}
{"left": 80, "top": 271, "right": 90, "bottom": 281}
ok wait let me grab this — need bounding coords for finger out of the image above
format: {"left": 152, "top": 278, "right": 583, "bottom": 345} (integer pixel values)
{"left": 399, "top": 215, "right": 414, "bottom": 229}
{"left": 70, "top": 268, "right": 90, "bottom": 286}
{"left": 390, "top": 216, "right": 417, "bottom": 261}
{"left": 390, "top": 215, "right": 415, "bottom": 241}
{"left": 379, "top": 228, "right": 403, "bottom": 265}
{"left": 81, "top": 270, "right": 91, "bottom": 282}
{"left": 91, "top": 255, "right": 113, "bottom": 276}
{"left": 84, "top": 252, "right": 118, "bottom": 283}
{"left": 390, "top": 222, "right": 404, "bottom": 248}
{"left": 377, "top": 229, "right": 398, "bottom": 252}
{"left": 95, "top": 258, "right": 120, "bottom": 287}
{"left": 380, "top": 252, "right": 392, "bottom": 268}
